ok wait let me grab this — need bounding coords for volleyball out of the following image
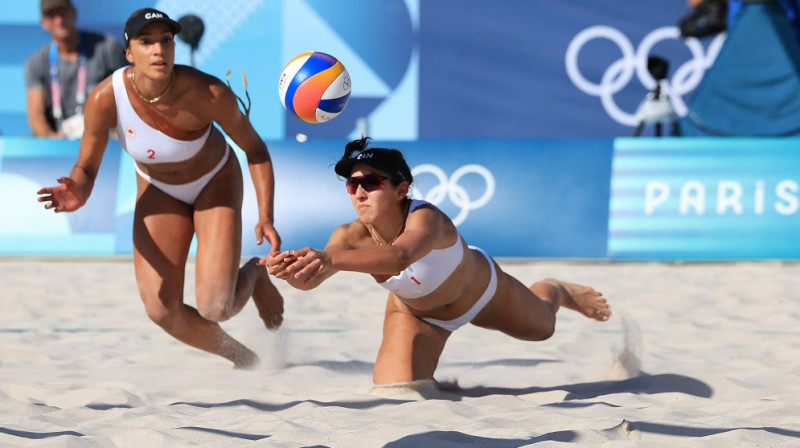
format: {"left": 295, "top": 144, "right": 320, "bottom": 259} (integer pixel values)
{"left": 278, "top": 51, "right": 351, "bottom": 124}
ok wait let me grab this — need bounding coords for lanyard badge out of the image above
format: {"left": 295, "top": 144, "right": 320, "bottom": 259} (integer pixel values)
{"left": 49, "top": 33, "right": 87, "bottom": 124}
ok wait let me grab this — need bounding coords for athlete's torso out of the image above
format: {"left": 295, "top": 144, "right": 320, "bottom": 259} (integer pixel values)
{"left": 111, "top": 67, "right": 211, "bottom": 164}
{"left": 378, "top": 200, "right": 465, "bottom": 299}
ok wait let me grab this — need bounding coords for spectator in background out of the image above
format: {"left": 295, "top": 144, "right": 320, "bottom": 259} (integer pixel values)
{"left": 24, "top": 0, "right": 127, "bottom": 139}
{"left": 680, "top": 0, "right": 729, "bottom": 38}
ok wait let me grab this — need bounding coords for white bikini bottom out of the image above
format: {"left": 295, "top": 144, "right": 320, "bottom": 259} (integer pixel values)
{"left": 421, "top": 246, "right": 497, "bottom": 332}
{"left": 135, "top": 145, "right": 230, "bottom": 205}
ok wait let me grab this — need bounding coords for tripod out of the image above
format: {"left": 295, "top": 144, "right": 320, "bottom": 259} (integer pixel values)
{"left": 633, "top": 56, "right": 680, "bottom": 137}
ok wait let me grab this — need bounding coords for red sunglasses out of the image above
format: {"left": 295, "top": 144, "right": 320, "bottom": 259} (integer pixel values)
{"left": 346, "top": 173, "right": 389, "bottom": 194}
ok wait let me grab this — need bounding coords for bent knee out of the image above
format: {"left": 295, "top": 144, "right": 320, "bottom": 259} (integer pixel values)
{"left": 197, "top": 291, "right": 236, "bottom": 322}
{"left": 194, "top": 280, "right": 236, "bottom": 322}
{"left": 197, "top": 298, "right": 233, "bottom": 322}
{"left": 142, "top": 297, "right": 180, "bottom": 329}
{"left": 508, "top": 324, "right": 555, "bottom": 342}
{"left": 529, "top": 321, "right": 556, "bottom": 341}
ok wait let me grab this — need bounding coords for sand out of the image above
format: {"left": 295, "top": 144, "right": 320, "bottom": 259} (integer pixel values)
{"left": 1, "top": 257, "right": 799, "bottom": 447}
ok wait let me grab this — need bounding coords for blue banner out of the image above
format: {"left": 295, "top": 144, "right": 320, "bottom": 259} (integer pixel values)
{"left": 5, "top": 136, "right": 800, "bottom": 260}
{"left": 0, "top": 137, "right": 125, "bottom": 254}
{"left": 418, "top": 0, "right": 716, "bottom": 138}
{"left": 0, "top": 137, "right": 612, "bottom": 258}
{"left": 609, "top": 137, "right": 800, "bottom": 260}
{"left": 1, "top": 1, "right": 717, "bottom": 139}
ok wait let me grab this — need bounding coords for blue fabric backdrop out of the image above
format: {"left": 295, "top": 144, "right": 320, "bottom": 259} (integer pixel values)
{"left": 682, "top": 1, "right": 800, "bottom": 136}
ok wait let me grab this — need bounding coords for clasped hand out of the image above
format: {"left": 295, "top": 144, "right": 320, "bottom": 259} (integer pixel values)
{"left": 261, "top": 248, "right": 329, "bottom": 283}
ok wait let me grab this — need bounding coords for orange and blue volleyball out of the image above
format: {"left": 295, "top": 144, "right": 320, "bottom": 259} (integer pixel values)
{"left": 278, "top": 51, "right": 351, "bottom": 123}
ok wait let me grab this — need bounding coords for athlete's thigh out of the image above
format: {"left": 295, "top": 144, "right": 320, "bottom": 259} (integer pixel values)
{"left": 471, "top": 269, "right": 556, "bottom": 340}
{"left": 132, "top": 178, "right": 195, "bottom": 307}
{"left": 374, "top": 295, "right": 451, "bottom": 384}
{"left": 192, "top": 154, "right": 244, "bottom": 303}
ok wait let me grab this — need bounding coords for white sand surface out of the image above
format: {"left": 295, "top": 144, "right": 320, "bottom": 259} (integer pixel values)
{"left": 1, "top": 257, "right": 799, "bottom": 447}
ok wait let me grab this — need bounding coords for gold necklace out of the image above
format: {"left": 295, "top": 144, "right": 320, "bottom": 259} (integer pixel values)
{"left": 367, "top": 201, "right": 409, "bottom": 246}
{"left": 131, "top": 69, "right": 174, "bottom": 104}
{"left": 367, "top": 222, "right": 404, "bottom": 246}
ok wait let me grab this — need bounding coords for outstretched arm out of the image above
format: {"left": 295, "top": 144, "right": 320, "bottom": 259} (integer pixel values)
{"left": 263, "top": 248, "right": 336, "bottom": 291}
{"left": 265, "top": 206, "right": 448, "bottom": 289}
{"left": 210, "top": 75, "right": 280, "bottom": 252}
{"left": 36, "top": 77, "right": 116, "bottom": 212}
{"left": 261, "top": 222, "right": 352, "bottom": 290}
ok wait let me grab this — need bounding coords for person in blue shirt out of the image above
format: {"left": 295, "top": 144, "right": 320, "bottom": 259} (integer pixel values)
{"left": 24, "top": 0, "right": 127, "bottom": 138}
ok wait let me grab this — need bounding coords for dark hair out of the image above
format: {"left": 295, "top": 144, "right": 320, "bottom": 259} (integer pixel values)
{"left": 334, "top": 137, "right": 413, "bottom": 184}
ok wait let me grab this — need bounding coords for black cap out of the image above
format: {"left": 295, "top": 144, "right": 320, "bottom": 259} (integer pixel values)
{"left": 124, "top": 8, "right": 182, "bottom": 47}
{"left": 335, "top": 138, "right": 413, "bottom": 184}
{"left": 41, "top": 0, "right": 72, "bottom": 15}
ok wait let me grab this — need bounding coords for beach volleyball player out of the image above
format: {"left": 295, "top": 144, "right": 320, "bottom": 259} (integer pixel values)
{"left": 263, "top": 137, "right": 611, "bottom": 385}
{"left": 36, "top": 8, "right": 283, "bottom": 369}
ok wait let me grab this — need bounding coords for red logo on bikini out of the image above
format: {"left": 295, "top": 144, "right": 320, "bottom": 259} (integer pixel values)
{"left": 126, "top": 127, "right": 135, "bottom": 140}
{"left": 410, "top": 276, "right": 421, "bottom": 285}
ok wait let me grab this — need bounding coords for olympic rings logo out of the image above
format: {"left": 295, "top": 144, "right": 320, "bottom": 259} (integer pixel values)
{"left": 410, "top": 164, "right": 495, "bottom": 226}
{"left": 565, "top": 25, "right": 726, "bottom": 126}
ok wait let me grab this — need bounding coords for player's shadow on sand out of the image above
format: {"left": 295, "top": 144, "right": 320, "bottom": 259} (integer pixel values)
{"left": 383, "top": 429, "right": 576, "bottom": 447}
{"left": 0, "top": 427, "right": 83, "bottom": 440}
{"left": 382, "top": 424, "right": 800, "bottom": 447}
{"left": 283, "top": 359, "right": 375, "bottom": 374}
{"left": 281, "top": 358, "right": 712, "bottom": 401}
{"left": 170, "top": 397, "right": 409, "bottom": 412}
{"left": 435, "top": 372, "right": 713, "bottom": 401}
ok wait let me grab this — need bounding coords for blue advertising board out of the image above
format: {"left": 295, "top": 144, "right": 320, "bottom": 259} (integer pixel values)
{"left": 609, "top": 137, "right": 800, "bottom": 260}
{"left": 4, "top": 136, "right": 800, "bottom": 260}
{"left": 0, "top": 137, "right": 612, "bottom": 258}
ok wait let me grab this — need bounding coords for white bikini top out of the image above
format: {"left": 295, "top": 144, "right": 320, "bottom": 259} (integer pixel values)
{"left": 378, "top": 200, "right": 464, "bottom": 299}
{"left": 111, "top": 67, "right": 211, "bottom": 164}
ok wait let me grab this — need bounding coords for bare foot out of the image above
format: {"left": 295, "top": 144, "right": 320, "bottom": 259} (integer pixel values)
{"left": 544, "top": 278, "right": 611, "bottom": 321}
{"left": 218, "top": 335, "right": 261, "bottom": 370}
{"left": 233, "top": 350, "right": 261, "bottom": 370}
{"left": 249, "top": 257, "right": 284, "bottom": 330}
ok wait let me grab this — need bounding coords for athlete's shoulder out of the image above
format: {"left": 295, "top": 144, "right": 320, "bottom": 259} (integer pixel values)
{"left": 88, "top": 72, "right": 117, "bottom": 103}
{"left": 176, "top": 65, "right": 232, "bottom": 99}
{"left": 175, "top": 65, "right": 224, "bottom": 84}
{"left": 327, "top": 220, "right": 369, "bottom": 250}
{"left": 407, "top": 199, "right": 444, "bottom": 220}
